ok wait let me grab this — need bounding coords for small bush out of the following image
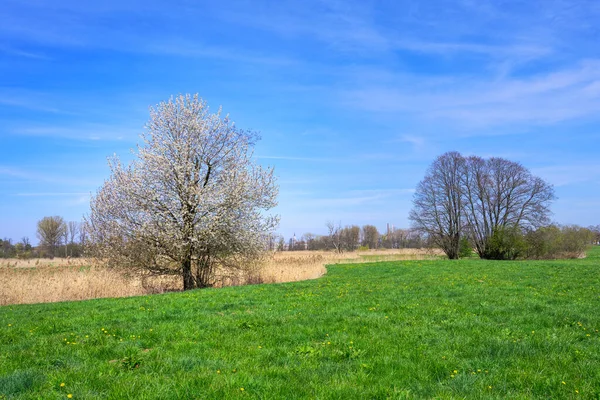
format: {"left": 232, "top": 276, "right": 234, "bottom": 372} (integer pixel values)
{"left": 458, "top": 237, "right": 473, "bottom": 258}
{"left": 482, "top": 226, "right": 527, "bottom": 260}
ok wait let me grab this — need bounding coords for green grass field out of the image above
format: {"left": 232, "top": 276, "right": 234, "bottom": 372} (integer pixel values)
{"left": 1, "top": 248, "right": 599, "bottom": 399}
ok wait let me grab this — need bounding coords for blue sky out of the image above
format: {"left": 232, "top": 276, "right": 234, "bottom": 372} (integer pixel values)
{"left": 1, "top": 0, "right": 600, "bottom": 244}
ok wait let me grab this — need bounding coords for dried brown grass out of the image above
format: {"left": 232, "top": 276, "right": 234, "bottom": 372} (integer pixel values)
{"left": 0, "top": 248, "right": 440, "bottom": 306}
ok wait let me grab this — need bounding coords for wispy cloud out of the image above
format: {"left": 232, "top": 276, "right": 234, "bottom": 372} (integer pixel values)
{"left": 0, "top": 45, "right": 51, "bottom": 60}
{"left": 341, "top": 60, "right": 600, "bottom": 130}
{"left": 532, "top": 164, "right": 600, "bottom": 187}
{"left": 10, "top": 125, "right": 138, "bottom": 141}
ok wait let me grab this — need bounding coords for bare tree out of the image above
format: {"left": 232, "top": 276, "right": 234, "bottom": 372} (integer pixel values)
{"left": 361, "top": 225, "right": 379, "bottom": 249}
{"left": 326, "top": 221, "right": 343, "bottom": 253}
{"left": 87, "top": 94, "right": 279, "bottom": 290}
{"left": 79, "top": 221, "right": 88, "bottom": 246}
{"left": 461, "top": 156, "right": 555, "bottom": 259}
{"left": 340, "top": 225, "right": 360, "bottom": 251}
{"left": 409, "top": 152, "right": 464, "bottom": 259}
{"left": 37, "top": 216, "right": 67, "bottom": 258}
{"left": 67, "top": 222, "right": 79, "bottom": 245}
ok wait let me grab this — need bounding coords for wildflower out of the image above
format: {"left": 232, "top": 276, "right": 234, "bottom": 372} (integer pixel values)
{"left": 562, "top": 381, "right": 566, "bottom": 385}
{"left": 67, "top": 395, "right": 73, "bottom": 398}
{"left": 60, "top": 383, "right": 65, "bottom": 387}
{"left": 488, "top": 386, "right": 492, "bottom": 389}
{"left": 453, "top": 370, "right": 458, "bottom": 373}
{"left": 217, "top": 370, "right": 221, "bottom": 374}
{"left": 240, "top": 388, "right": 244, "bottom": 391}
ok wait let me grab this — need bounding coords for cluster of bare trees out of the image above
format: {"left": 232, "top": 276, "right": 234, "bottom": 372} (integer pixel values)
{"left": 36, "top": 217, "right": 87, "bottom": 258}
{"left": 0, "top": 218, "right": 86, "bottom": 259}
{"left": 410, "top": 152, "right": 557, "bottom": 259}
{"left": 273, "top": 223, "right": 426, "bottom": 253}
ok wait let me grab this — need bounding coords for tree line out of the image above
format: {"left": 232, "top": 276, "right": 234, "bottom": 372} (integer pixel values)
{"left": 409, "top": 151, "right": 599, "bottom": 260}
{"left": 1, "top": 216, "right": 87, "bottom": 259}
{"left": 272, "top": 224, "right": 427, "bottom": 252}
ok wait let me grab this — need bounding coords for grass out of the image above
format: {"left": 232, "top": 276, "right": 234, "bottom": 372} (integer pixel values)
{"left": 1, "top": 248, "right": 599, "bottom": 399}
{"left": 0, "top": 249, "right": 438, "bottom": 305}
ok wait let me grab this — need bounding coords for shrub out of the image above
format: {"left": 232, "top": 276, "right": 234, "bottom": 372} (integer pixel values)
{"left": 458, "top": 237, "right": 473, "bottom": 258}
{"left": 524, "top": 225, "right": 593, "bottom": 259}
{"left": 482, "top": 226, "right": 527, "bottom": 260}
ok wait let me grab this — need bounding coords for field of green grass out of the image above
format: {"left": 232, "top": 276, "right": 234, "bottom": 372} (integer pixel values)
{"left": 1, "top": 248, "right": 599, "bottom": 399}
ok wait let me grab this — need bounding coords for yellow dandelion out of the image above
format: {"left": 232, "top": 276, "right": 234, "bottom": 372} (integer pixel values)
{"left": 67, "top": 395, "right": 73, "bottom": 399}
{"left": 453, "top": 370, "right": 458, "bottom": 373}
{"left": 488, "top": 386, "right": 492, "bottom": 389}
{"left": 60, "top": 383, "right": 65, "bottom": 387}
{"left": 217, "top": 370, "right": 221, "bottom": 374}
{"left": 450, "top": 374, "right": 455, "bottom": 378}
{"left": 240, "top": 388, "right": 245, "bottom": 391}
{"left": 562, "top": 381, "right": 566, "bottom": 385}
{"left": 576, "top": 390, "right": 579, "bottom": 394}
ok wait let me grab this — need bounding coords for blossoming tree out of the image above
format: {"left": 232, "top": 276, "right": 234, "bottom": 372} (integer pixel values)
{"left": 87, "top": 94, "right": 278, "bottom": 289}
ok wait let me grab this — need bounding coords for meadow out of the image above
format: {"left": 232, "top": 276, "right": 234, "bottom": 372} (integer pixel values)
{"left": 1, "top": 248, "right": 599, "bottom": 399}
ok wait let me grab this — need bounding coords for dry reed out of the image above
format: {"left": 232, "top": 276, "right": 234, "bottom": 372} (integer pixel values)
{"left": 0, "top": 248, "right": 441, "bottom": 306}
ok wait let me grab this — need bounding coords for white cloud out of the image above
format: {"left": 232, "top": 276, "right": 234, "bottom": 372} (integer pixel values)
{"left": 340, "top": 60, "right": 600, "bottom": 130}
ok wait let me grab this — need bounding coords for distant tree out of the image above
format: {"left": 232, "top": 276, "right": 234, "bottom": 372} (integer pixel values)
{"left": 67, "top": 222, "right": 79, "bottom": 245}
{"left": 361, "top": 225, "right": 379, "bottom": 249}
{"left": 409, "top": 152, "right": 464, "bottom": 259}
{"left": 303, "top": 233, "right": 317, "bottom": 250}
{"left": 326, "top": 221, "right": 343, "bottom": 253}
{"left": 87, "top": 94, "right": 278, "bottom": 290}
{"left": 36, "top": 216, "right": 67, "bottom": 258}
{"left": 1, "top": 238, "right": 16, "bottom": 258}
{"left": 588, "top": 225, "right": 600, "bottom": 245}
{"left": 14, "top": 237, "right": 33, "bottom": 259}
{"left": 277, "top": 237, "right": 285, "bottom": 251}
{"left": 461, "top": 156, "right": 555, "bottom": 259}
{"left": 21, "top": 237, "right": 32, "bottom": 251}
{"left": 79, "top": 221, "right": 88, "bottom": 246}
{"left": 340, "top": 225, "right": 360, "bottom": 251}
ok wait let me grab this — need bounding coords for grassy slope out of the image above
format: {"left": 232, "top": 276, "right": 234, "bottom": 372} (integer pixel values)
{"left": 1, "top": 249, "right": 599, "bottom": 399}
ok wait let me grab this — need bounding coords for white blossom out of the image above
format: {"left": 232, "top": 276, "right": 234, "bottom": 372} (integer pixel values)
{"left": 86, "top": 94, "right": 278, "bottom": 289}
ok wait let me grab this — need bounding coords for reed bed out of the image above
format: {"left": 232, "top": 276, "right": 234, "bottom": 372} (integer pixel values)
{"left": 0, "top": 248, "right": 440, "bottom": 305}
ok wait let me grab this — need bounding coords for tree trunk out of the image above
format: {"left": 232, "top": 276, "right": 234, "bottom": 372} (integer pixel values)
{"left": 195, "top": 255, "right": 213, "bottom": 288}
{"left": 182, "top": 257, "right": 195, "bottom": 290}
